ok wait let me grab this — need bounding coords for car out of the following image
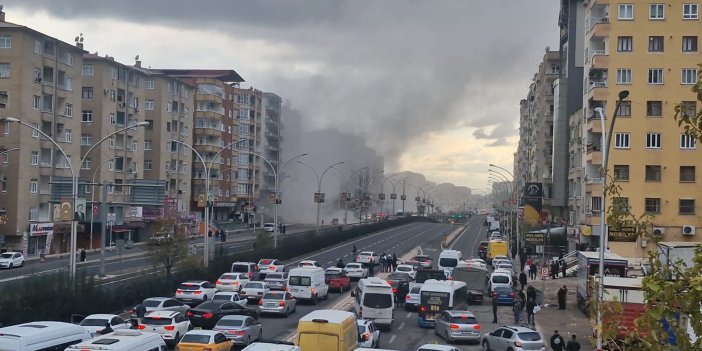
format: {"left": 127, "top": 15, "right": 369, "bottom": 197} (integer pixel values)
{"left": 240, "top": 281, "right": 270, "bottom": 302}
{"left": 493, "top": 255, "right": 509, "bottom": 262}
{"left": 343, "top": 262, "right": 368, "bottom": 280}
{"left": 258, "top": 258, "right": 284, "bottom": 278}
{"left": 177, "top": 330, "right": 233, "bottom": 351}
{"left": 138, "top": 310, "right": 192, "bottom": 347}
{"left": 489, "top": 233, "right": 503, "bottom": 241}
{"left": 395, "top": 264, "right": 417, "bottom": 279}
{"left": 492, "top": 259, "right": 511, "bottom": 267}
{"left": 478, "top": 241, "right": 489, "bottom": 258}
{"left": 356, "top": 251, "right": 380, "bottom": 264}
{"left": 434, "top": 310, "right": 481, "bottom": 344}
{"left": 416, "top": 344, "right": 462, "bottom": 351}
{"left": 213, "top": 315, "right": 262, "bottom": 346}
{"left": 0, "top": 251, "right": 24, "bottom": 269}
{"left": 471, "top": 258, "right": 487, "bottom": 269}
{"left": 241, "top": 342, "right": 301, "bottom": 350}
{"left": 264, "top": 272, "right": 288, "bottom": 291}
{"left": 492, "top": 285, "right": 516, "bottom": 305}
{"left": 231, "top": 262, "right": 259, "bottom": 280}
{"left": 414, "top": 269, "right": 447, "bottom": 285}
{"left": 216, "top": 272, "right": 249, "bottom": 292}
{"left": 404, "top": 285, "right": 422, "bottom": 311}
{"left": 77, "top": 314, "right": 131, "bottom": 336}
{"left": 324, "top": 268, "right": 351, "bottom": 292}
{"left": 297, "top": 260, "right": 321, "bottom": 268}
{"left": 495, "top": 263, "right": 514, "bottom": 272}
{"left": 134, "top": 297, "right": 190, "bottom": 316}
{"left": 263, "top": 223, "right": 275, "bottom": 232}
{"left": 258, "top": 291, "right": 297, "bottom": 316}
{"left": 385, "top": 272, "right": 412, "bottom": 293}
{"left": 356, "top": 319, "right": 380, "bottom": 348}
{"left": 411, "top": 255, "right": 433, "bottom": 269}
{"left": 186, "top": 301, "right": 259, "bottom": 329}
{"left": 175, "top": 281, "right": 217, "bottom": 304}
{"left": 211, "top": 292, "right": 247, "bottom": 307}
{"left": 481, "top": 325, "right": 546, "bottom": 351}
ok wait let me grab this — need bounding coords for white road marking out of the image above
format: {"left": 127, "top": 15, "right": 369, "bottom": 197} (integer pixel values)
{"left": 389, "top": 335, "right": 397, "bottom": 344}
{"left": 406, "top": 312, "right": 412, "bottom": 319}
{"left": 398, "top": 322, "right": 405, "bottom": 330}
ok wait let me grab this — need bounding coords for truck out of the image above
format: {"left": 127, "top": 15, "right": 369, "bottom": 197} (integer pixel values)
{"left": 576, "top": 251, "right": 628, "bottom": 314}
{"left": 452, "top": 263, "right": 488, "bottom": 303}
{"left": 590, "top": 276, "right": 645, "bottom": 343}
{"left": 657, "top": 242, "right": 702, "bottom": 279}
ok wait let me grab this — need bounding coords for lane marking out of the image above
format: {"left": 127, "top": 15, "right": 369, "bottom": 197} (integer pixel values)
{"left": 389, "top": 335, "right": 397, "bottom": 344}
{"left": 398, "top": 322, "right": 405, "bottom": 330}
{"left": 406, "top": 312, "right": 411, "bottom": 319}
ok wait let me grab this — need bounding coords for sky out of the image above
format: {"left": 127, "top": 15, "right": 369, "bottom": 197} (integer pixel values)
{"left": 6, "top": 0, "right": 559, "bottom": 192}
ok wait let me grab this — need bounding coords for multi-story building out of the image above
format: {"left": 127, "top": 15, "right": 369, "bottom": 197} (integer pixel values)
{"left": 581, "top": 0, "right": 702, "bottom": 255}
{"left": 233, "top": 86, "right": 262, "bottom": 222}
{"left": 0, "top": 10, "right": 85, "bottom": 255}
{"left": 258, "top": 92, "right": 282, "bottom": 218}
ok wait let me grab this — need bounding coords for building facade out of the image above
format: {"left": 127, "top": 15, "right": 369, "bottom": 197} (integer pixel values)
{"left": 258, "top": 92, "right": 282, "bottom": 219}
{"left": 233, "top": 86, "right": 262, "bottom": 223}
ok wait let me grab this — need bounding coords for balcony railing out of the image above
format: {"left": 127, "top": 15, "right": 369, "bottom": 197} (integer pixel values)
{"left": 589, "top": 16, "right": 609, "bottom": 31}
{"left": 589, "top": 49, "right": 607, "bottom": 61}
{"left": 586, "top": 144, "right": 601, "bottom": 153}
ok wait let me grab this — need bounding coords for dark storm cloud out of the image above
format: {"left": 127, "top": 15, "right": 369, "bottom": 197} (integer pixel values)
{"left": 12, "top": 0, "right": 557, "bottom": 165}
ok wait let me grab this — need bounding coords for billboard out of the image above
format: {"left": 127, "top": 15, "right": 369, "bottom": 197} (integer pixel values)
{"left": 521, "top": 183, "right": 543, "bottom": 227}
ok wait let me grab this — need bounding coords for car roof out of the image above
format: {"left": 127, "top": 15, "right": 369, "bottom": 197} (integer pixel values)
{"left": 345, "top": 262, "right": 361, "bottom": 266}
{"left": 220, "top": 315, "right": 249, "bottom": 321}
{"left": 360, "top": 251, "right": 375, "bottom": 254}
{"left": 144, "top": 297, "right": 171, "bottom": 302}
{"left": 258, "top": 258, "right": 276, "bottom": 261}
{"left": 501, "top": 325, "right": 540, "bottom": 333}
{"left": 396, "top": 264, "right": 413, "bottom": 268}
{"left": 325, "top": 267, "right": 342, "bottom": 272}
{"left": 232, "top": 261, "right": 255, "bottom": 265}
{"left": 300, "top": 310, "right": 355, "bottom": 323}
{"left": 185, "top": 329, "right": 220, "bottom": 336}
{"left": 214, "top": 292, "right": 239, "bottom": 296}
{"left": 417, "top": 345, "right": 457, "bottom": 351}
{"left": 181, "top": 280, "right": 208, "bottom": 285}
{"left": 145, "top": 310, "right": 179, "bottom": 318}
{"left": 445, "top": 310, "right": 476, "bottom": 317}
{"left": 1, "top": 251, "right": 21, "bottom": 254}
{"left": 84, "top": 314, "right": 120, "bottom": 319}
{"left": 491, "top": 271, "right": 512, "bottom": 276}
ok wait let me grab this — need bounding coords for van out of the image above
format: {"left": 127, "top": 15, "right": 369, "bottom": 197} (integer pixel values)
{"left": 0, "top": 321, "right": 91, "bottom": 351}
{"left": 231, "top": 261, "right": 258, "bottom": 280}
{"left": 297, "top": 310, "right": 358, "bottom": 351}
{"left": 287, "top": 267, "right": 329, "bottom": 304}
{"left": 487, "top": 240, "right": 508, "bottom": 264}
{"left": 352, "top": 277, "right": 394, "bottom": 328}
{"left": 438, "top": 249, "right": 462, "bottom": 277}
{"left": 65, "top": 330, "right": 166, "bottom": 351}
{"left": 489, "top": 271, "right": 513, "bottom": 293}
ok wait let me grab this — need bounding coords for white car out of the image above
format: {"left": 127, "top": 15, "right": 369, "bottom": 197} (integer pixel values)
{"left": 240, "top": 281, "right": 270, "bottom": 302}
{"left": 137, "top": 297, "right": 190, "bottom": 315}
{"left": 356, "top": 251, "right": 379, "bottom": 264}
{"left": 470, "top": 258, "right": 487, "bottom": 269}
{"left": 417, "top": 344, "right": 462, "bottom": 351}
{"left": 357, "top": 319, "right": 380, "bottom": 348}
{"left": 175, "top": 281, "right": 217, "bottom": 304}
{"left": 258, "top": 259, "right": 284, "bottom": 278}
{"left": 138, "top": 310, "right": 192, "bottom": 347}
{"left": 298, "top": 260, "right": 322, "bottom": 268}
{"left": 211, "top": 292, "right": 248, "bottom": 307}
{"left": 395, "top": 264, "right": 417, "bottom": 279}
{"left": 78, "top": 314, "right": 131, "bottom": 336}
{"left": 263, "top": 223, "right": 275, "bottom": 232}
{"left": 405, "top": 285, "right": 422, "bottom": 311}
{"left": 0, "top": 251, "right": 24, "bottom": 269}
{"left": 344, "top": 262, "right": 368, "bottom": 279}
{"left": 216, "top": 273, "right": 249, "bottom": 292}
{"left": 496, "top": 263, "right": 514, "bottom": 272}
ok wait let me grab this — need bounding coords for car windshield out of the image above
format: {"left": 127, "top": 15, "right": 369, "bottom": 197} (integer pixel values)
{"left": 231, "top": 265, "right": 249, "bottom": 273}
{"left": 259, "top": 259, "right": 272, "bottom": 265}
{"left": 180, "top": 334, "right": 211, "bottom": 344}
{"left": 492, "top": 275, "right": 510, "bottom": 284}
{"left": 450, "top": 316, "right": 478, "bottom": 324}
{"left": 363, "top": 293, "right": 393, "bottom": 308}
{"left": 0, "top": 253, "right": 13, "bottom": 259}
{"left": 244, "top": 282, "right": 263, "bottom": 289}
{"left": 80, "top": 318, "right": 108, "bottom": 327}
{"left": 346, "top": 264, "right": 361, "bottom": 268}
{"left": 439, "top": 258, "right": 458, "bottom": 267}
{"left": 178, "top": 283, "right": 201, "bottom": 290}
{"left": 266, "top": 273, "right": 284, "bottom": 279}
{"left": 360, "top": 252, "right": 373, "bottom": 256}
{"left": 388, "top": 273, "right": 408, "bottom": 280}
{"left": 410, "top": 286, "right": 421, "bottom": 294}
{"left": 142, "top": 316, "right": 173, "bottom": 325}
{"left": 220, "top": 274, "right": 239, "bottom": 280}
{"left": 263, "top": 292, "right": 285, "bottom": 299}
{"left": 143, "top": 300, "right": 162, "bottom": 307}
{"left": 518, "top": 332, "right": 542, "bottom": 341}
{"left": 217, "top": 319, "right": 244, "bottom": 327}
{"left": 397, "top": 266, "right": 411, "bottom": 271}
{"left": 212, "top": 294, "right": 233, "bottom": 301}
{"left": 325, "top": 273, "right": 340, "bottom": 279}
{"left": 289, "top": 276, "right": 311, "bottom": 286}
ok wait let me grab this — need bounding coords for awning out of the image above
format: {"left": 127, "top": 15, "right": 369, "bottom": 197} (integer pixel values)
{"left": 111, "top": 229, "right": 131, "bottom": 233}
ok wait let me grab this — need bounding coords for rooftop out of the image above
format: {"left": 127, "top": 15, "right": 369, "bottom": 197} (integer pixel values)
{"left": 156, "top": 69, "right": 245, "bottom": 83}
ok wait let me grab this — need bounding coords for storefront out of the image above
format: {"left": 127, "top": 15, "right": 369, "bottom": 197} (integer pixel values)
{"left": 27, "top": 222, "right": 52, "bottom": 256}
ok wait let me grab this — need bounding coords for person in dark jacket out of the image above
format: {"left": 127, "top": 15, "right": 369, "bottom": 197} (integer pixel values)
{"left": 492, "top": 293, "right": 499, "bottom": 323}
{"left": 529, "top": 262, "right": 537, "bottom": 280}
{"left": 550, "top": 330, "right": 566, "bottom": 351}
{"left": 520, "top": 252, "right": 528, "bottom": 272}
{"left": 566, "top": 334, "right": 581, "bottom": 351}
{"left": 98, "top": 322, "right": 113, "bottom": 335}
{"left": 392, "top": 253, "right": 398, "bottom": 271}
{"left": 519, "top": 272, "right": 528, "bottom": 290}
{"left": 550, "top": 260, "right": 559, "bottom": 279}
{"left": 557, "top": 285, "right": 568, "bottom": 309}
{"left": 561, "top": 259, "right": 567, "bottom": 278}
{"left": 525, "top": 297, "right": 536, "bottom": 325}
{"left": 134, "top": 302, "right": 147, "bottom": 322}
{"left": 396, "top": 282, "right": 409, "bottom": 308}
{"left": 380, "top": 254, "right": 387, "bottom": 272}
{"left": 336, "top": 258, "right": 345, "bottom": 268}
{"left": 80, "top": 249, "right": 87, "bottom": 262}
{"left": 526, "top": 285, "right": 537, "bottom": 303}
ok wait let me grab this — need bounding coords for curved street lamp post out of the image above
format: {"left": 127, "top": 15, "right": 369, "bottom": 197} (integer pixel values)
{"left": 297, "top": 161, "right": 345, "bottom": 235}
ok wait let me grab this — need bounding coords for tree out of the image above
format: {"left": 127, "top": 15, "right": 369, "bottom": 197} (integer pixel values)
{"left": 145, "top": 218, "right": 188, "bottom": 277}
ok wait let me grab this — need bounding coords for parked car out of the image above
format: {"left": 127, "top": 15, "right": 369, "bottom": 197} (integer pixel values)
{"left": 216, "top": 273, "right": 249, "bottom": 292}
{"left": 213, "top": 315, "right": 262, "bottom": 346}
{"left": 175, "top": 281, "right": 217, "bottom": 305}
{"left": 240, "top": 281, "right": 270, "bottom": 303}
{"left": 138, "top": 310, "right": 192, "bottom": 347}
{"left": 324, "top": 268, "right": 351, "bottom": 292}
{"left": 395, "top": 264, "right": 417, "bottom": 279}
{"left": 356, "top": 251, "right": 380, "bottom": 264}
{"left": 186, "top": 301, "right": 259, "bottom": 329}
{"left": 211, "top": 292, "right": 247, "bottom": 307}
{"left": 264, "top": 272, "right": 288, "bottom": 291}
{"left": 411, "top": 255, "right": 433, "bottom": 269}
{"left": 297, "top": 260, "right": 321, "bottom": 268}
{"left": 177, "top": 330, "right": 233, "bottom": 351}
{"left": 231, "top": 262, "right": 259, "bottom": 280}
{"left": 356, "top": 319, "right": 380, "bottom": 348}
{"left": 134, "top": 297, "right": 190, "bottom": 316}
{"left": 404, "top": 285, "right": 422, "bottom": 311}
{"left": 77, "top": 314, "right": 131, "bottom": 336}
{"left": 0, "top": 251, "right": 24, "bottom": 269}
{"left": 386, "top": 272, "right": 412, "bottom": 293}
{"left": 492, "top": 286, "right": 516, "bottom": 305}
{"left": 258, "top": 291, "right": 297, "bottom": 316}
{"left": 481, "top": 325, "right": 546, "bottom": 351}
{"left": 263, "top": 223, "right": 275, "bottom": 232}
{"left": 434, "top": 310, "right": 481, "bottom": 344}
{"left": 258, "top": 259, "right": 284, "bottom": 278}
{"left": 343, "top": 262, "right": 368, "bottom": 280}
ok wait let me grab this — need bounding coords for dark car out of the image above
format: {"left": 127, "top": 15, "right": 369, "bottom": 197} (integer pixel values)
{"left": 186, "top": 301, "right": 259, "bottom": 329}
{"left": 492, "top": 285, "right": 516, "bottom": 305}
{"left": 415, "top": 269, "right": 447, "bottom": 284}
{"left": 385, "top": 272, "right": 412, "bottom": 293}
{"left": 478, "top": 241, "right": 489, "bottom": 259}
{"left": 410, "top": 255, "right": 433, "bottom": 269}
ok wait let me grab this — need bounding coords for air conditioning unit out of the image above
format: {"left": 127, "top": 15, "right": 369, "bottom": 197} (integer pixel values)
{"left": 652, "top": 227, "right": 666, "bottom": 236}
{"left": 682, "top": 225, "right": 696, "bottom": 236}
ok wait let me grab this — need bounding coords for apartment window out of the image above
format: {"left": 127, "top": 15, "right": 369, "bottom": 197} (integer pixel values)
{"left": 107, "top": 160, "right": 114, "bottom": 172}
{"left": 109, "top": 113, "right": 116, "bottom": 125}
{"left": 619, "top": 4, "right": 634, "bottom": 19}
{"left": 80, "top": 157, "right": 91, "bottom": 169}
{"left": 647, "top": 101, "right": 662, "bottom": 117}
{"left": 615, "top": 132, "right": 631, "bottom": 148}
{"left": 646, "top": 133, "right": 662, "bottom": 148}
{"left": 614, "top": 165, "right": 630, "bottom": 181}
{"left": 650, "top": 4, "right": 665, "bottom": 19}
{"left": 645, "top": 198, "right": 661, "bottom": 213}
{"left": 617, "top": 69, "right": 632, "bottom": 84}
{"left": 681, "top": 134, "right": 697, "bottom": 149}
{"left": 32, "top": 95, "right": 40, "bottom": 110}
{"left": 82, "top": 87, "right": 93, "bottom": 99}
{"left": 143, "top": 160, "right": 152, "bottom": 171}
{"left": 645, "top": 165, "right": 662, "bottom": 181}
{"left": 108, "top": 137, "right": 114, "bottom": 148}
{"left": 648, "top": 69, "right": 664, "bottom": 84}
{"left": 29, "top": 179, "right": 38, "bottom": 194}
{"left": 680, "top": 166, "right": 696, "bottom": 182}
{"left": 682, "top": 36, "right": 698, "bottom": 52}
{"left": 144, "top": 140, "right": 152, "bottom": 150}
{"left": 680, "top": 199, "right": 696, "bottom": 214}
{"left": 617, "top": 36, "right": 633, "bottom": 52}
{"left": 591, "top": 196, "right": 603, "bottom": 212}
{"left": 145, "top": 80, "right": 154, "bottom": 89}
{"left": 681, "top": 101, "right": 697, "bottom": 117}
{"left": 0, "top": 63, "right": 10, "bottom": 78}
{"left": 145, "top": 120, "right": 154, "bottom": 130}
{"left": 166, "top": 102, "right": 172, "bottom": 112}
{"left": 31, "top": 151, "right": 39, "bottom": 166}
{"left": 34, "top": 40, "right": 42, "bottom": 54}
{"left": 31, "top": 123, "right": 39, "bottom": 138}
{"left": 64, "top": 103, "right": 73, "bottom": 117}
{"left": 81, "top": 64, "right": 94, "bottom": 76}
{"left": 81, "top": 134, "right": 92, "bottom": 146}
{"left": 81, "top": 110, "right": 92, "bottom": 122}
{"left": 683, "top": 4, "right": 699, "bottom": 19}
{"left": 1, "top": 177, "right": 5, "bottom": 192}
{"left": 29, "top": 207, "right": 38, "bottom": 221}
{"left": 648, "top": 36, "right": 664, "bottom": 52}
{"left": 613, "top": 197, "right": 629, "bottom": 212}
{"left": 682, "top": 69, "right": 698, "bottom": 84}
{"left": 64, "top": 129, "right": 72, "bottom": 143}
{"left": 0, "top": 35, "right": 10, "bottom": 48}
{"left": 616, "top": 101, "right": 631, "bottom": 116}
{"left": 145, "top": 99, "right": 154, "bottom": 110}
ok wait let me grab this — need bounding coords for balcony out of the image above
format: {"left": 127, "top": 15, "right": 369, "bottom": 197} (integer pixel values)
{"left": 194, "top": 125, "right": 224, "bottom": 137}
{"left": 586, "top": 115, "right": 603, "bottom": 133}
{"left": 586, "top": 80, "right": 608, "bottom": 100}
{"left": 588, "top": 17, "right": 610, "bottom": 38}
{"left": 264, "top": 131, "right": 279, "bottom": 139}
{"left": 589, "top": 49, "right": 609, "bottom": 68}
{"left": 585, "top": 144, "right": 602, "bottom": 164}
{"left": 585, "top": 179, "right": 603, "bottom": 193}
{"left": 195, "top": 109, "right": 224, "bottom": 119}
{"left": 195, "top": 143, "right": 225, "bottom": 153}
{"left": 195, "top": 92, "right": 222, "bottom": 105}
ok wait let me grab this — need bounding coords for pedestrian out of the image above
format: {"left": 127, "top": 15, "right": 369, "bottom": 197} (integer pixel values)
{"left": 529, "top": 262, "right": 537, "bottom": 280}
{"left": 550, "top": 330, "right": 566, "bottom": 351}
{"left": 98, "top": 322, "right": 113, "bottom": 335}
{"left": 520, "top": 252, "right": 527, "bottom": 272}
{"left": 518, "top": 289, "right": 526, "bottom": 311}
{"left": 282, "top": 224, "right": 287, "bottom": 234}
{"left": 397, "top": 282, "right": 409, "bottom": 308}
{"left": 492, "top": 293, "right": 499, "bottom": 323}
{"left": 565, "top": 334, "right": 581, "bottom": 351}
{"left": 380, "top": 254, "right": 387, "bottom": 272}
{"left": 336, "top": 258, "right": 345, "bottom": 268}
{"left": 80, "top": 249, "right": 87, "bottom": 262}
{"left": 220, "top": 230, "right": 227, "bottom": 243}
{"left": 561, "top": 259, "right": 567, "bottom": 278}
{"left": 525, "top": 297, "right": 536, "bottom": 325}
{"left": 392, "top": 253, "right": 398, "bottom": 271}
{"left": 527, "top": 285, "right": 536, "bottom": 303}
{"left": 519, "top": 271, "right": 527, "bottom": 290}
{"left": 352, "top": 245, "right": 358, "bottom": 260}
{"left": 558, "top": 285, "right": 568, "bottom": 310}
{"left": 512, "top": 296, "right": 522, "bottom": 324}
{"left": 135, "top": 301, "right": 146, "bottom": 322}
{"left": 551, "top": 260, "right": 558, "bottom": 280}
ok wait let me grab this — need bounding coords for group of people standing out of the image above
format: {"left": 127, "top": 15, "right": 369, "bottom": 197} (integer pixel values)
{"left": 380, "top": 252, "right": 398, "bottom": 272}
{"left": 506, "top": 284, "right": 539, "bottom": 326}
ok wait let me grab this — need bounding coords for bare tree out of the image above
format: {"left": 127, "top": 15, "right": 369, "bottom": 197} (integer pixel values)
{"left": 145, "top": 218, "right": 188, "bottom": 277}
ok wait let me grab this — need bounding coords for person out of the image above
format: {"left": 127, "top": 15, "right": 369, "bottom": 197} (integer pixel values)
{"left": 529, "top": 261, "right": 537, "bottom": 280}
{"left": 220, "top": 230, "right": 227, "bottom": 243}
{"left": 352, "top": 244, "right": 357, "bottom": 258}
{"left": 551, "top": 260, "right": 559, "bottom": 280}
{"left": 380, "top": 254, "right": 387, "bottom": 272}
{"left": 392, "top": 253, "right": 398, "bottom": 271}
{"left": 557, "top": 285, "right": 568, "bottom": 310}
{"left": 97, "top": 322, "right": 113, "bottom": 335}
{"left": 519, "top": 271, "right": 528, "bottom": 290}
{"left": 80, "top": 249, "right": 87, "bottom": 262}
{"left": 561, "top": 259, "right": 567, "bottom": 278}
{"left": 397, "top": 282, "right": 409, "bottom": 308}
{"left": 135, "top": 302, "right": 147, "bottom": 322}
{"left": 512, "top": 296, "right": 522, "bottom": 324}
{"left": 492, "top": 293, "right": 499, "bottom": 323}
{"left": 550, "top": 330, "right": 566, "bottom": 351}
{"left": 282, "top": 224, "right": 287, "bottom": 234}
{"left": 520, "top": 252, "right": 527, "bottom": 272}
{"left": 336, "top": 258, "right": 345, "bottom": 268}
{"left": 517, "top": 289, "right": 526, "bottom": 311}
{"left": 566, "top": 334, "right": 581, "bottom": 351}
{"left": 527, "top": 285, "right": 536, "bottom": 303}
{"left": 526, "top": 297, "right": 536, "bottom": 325}
{"left": 558, "top": 250, "right": 564, "bottom": 261}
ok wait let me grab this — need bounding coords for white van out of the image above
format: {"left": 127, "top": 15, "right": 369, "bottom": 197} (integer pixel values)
{"left": 438, "top": 249, "right": 463, "bottom": 277}
{"left": 489, "top": 271, "right": 513, "bottom": 293}
{"left": 287, "top": 267, "right": 329, "bottom": 304}
{"left": 65, "top": 330, "right": 167, "bottom": 351}
{"left": 352, "top": 277, "right": 394, "bottom": 328}
{"left": 0, "top": 321, "right": 91, "bottom": 351}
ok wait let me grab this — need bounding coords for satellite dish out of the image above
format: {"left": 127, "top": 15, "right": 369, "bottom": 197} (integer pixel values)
{"left": 0, "top": 5, "right": 4, "bottom": 11}
{"left": 135, "top": 55, "right": 139, "bottom": 61}
{"left": 74, "top": 36, "right": 80, "bottom": 42}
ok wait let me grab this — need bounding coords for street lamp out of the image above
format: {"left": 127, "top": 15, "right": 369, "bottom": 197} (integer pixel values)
{"left": 389, "top": 177, "right": 407, "bottom": 218}
{"left": 296, "top": 160, "right": 345, "bottom": 235}
{"left": 379, "top": 172, "right": 402, "bottom": 216}
{"left": 0, "top": 147, "right": 19, "bottom": 156}
{"left": 594, "top": 89, "right": 629, "bottom": 350}
{"left": 343, "top": 167, "right": 368, "bottom": 225}
{"left": 490, "top": 167, "right": 518, "bottom": 257}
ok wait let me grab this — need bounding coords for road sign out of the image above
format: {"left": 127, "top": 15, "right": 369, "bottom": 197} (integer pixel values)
{"left": 541, "top": 267, "right": 549, "bottom": 279}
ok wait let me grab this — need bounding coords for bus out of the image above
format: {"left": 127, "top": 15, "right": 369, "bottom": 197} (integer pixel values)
{"left": 417, "top": 279, "right": 467, "bottom": 327}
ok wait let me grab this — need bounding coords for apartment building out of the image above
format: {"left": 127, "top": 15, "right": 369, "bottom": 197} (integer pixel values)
{"left": 0, "top": 10, "right": 85, "bottom": 255}
{"left": 581, "top": 0, "right": 702, "bottom": 256}
{"left": 232, "top": 86, "right": 263, "bottom": 222}
{"left": 258, "top": 92, "right": 282, "bottom": 217}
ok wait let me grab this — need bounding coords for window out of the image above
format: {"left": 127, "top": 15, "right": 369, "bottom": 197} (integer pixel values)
{"left": 647, "top": 101, "right": 662, "bottom": 117}
{"left": 82, "top": 158, "right": 91, "bottom": 170}
{"left": 617, "top": 36, "right": 633, "bottom": 52}
{"left": 591, "top": 197, "right": 602, "bottom": 212}
{"left": 31, "top": 123, "right": 39, "bottom": 138}
{"left": 29, "top": 179, "right": 38, "bottom": 194}
{"left": 619, "top": 4, "right": 634, "bottom": 19}
{"left": 615, "top": 132, "right": 630, "bottom": 148}
{"left": 81, "top": 64, "right": 94, "bottom": 76}
{"left": 166, "top": 101, "right": 172, "bottom": 112}
{"left": 645, "top": 165, "right": 662, "bottom": 181}
{"left": 145, "top": 80, "right": 154, "bottom": 89}
{"left": 145, "top": 99, "right": 154, "bottom": 110}
{"left": 648, "top": 36, "right": 664, "bottom": 52}
{"left": 614, "top": 165, "right": 630, "bottom": 181}
{"left": 31, "top": 151, "right": 38, "bottom": 166}
{"left": 683, "top": 4, "right": 699, "bottom": 19}
{"left": 81, "top": 134, "right": 92, "bottom": 146}
{"left": 34, "top": 40, "right": 42, "bottom": 54}
{"left": 617, "top": 69, "right": 632, "bottom": 84}
{"left": 32, "top": 95, "right": 40, "bottom": 109}
{"left": 144, "top": 140, "right": 152, "bottom": 150}
{"left": 109, "top": 113, "right": 116, "bottom": 125}
{"left": 0, "top": 35, "right": 10, "bottom": 48}
{"left": 29, "top": 207, "right": 38, "bottom": 221}
{"left": 680, "top": 199, "right": 695, "bottom": 214}
{"left": 613, "top": 197, "right": 629, "bottom": 211}
{"left": 0, "top": 63, "right": 10, "bottom": 78}
{"left": 648, "top": 69, "right": 664, "bottom": 84}
{"left": 681, "top": 134, "right": 697, "bottom": 149}
{"left": 81, "top": 110, "right": 92, "bottom": 122}
{"left": 650, "top": 4, "right": 665, "bottom": 19}
{"left": 645, "top": 198, "right": 661, "bottom": 213}
{"left": 64, "top": 103, "right": 73, "bottom": 117}
{"left": 617, "top": 101, "right": 631, "bottom": 116}
{"left": 682, "top": 36, "right": 698, "bottom": 52}
{"left": 682, "top": 69, "right": 698, "bottom": 84}
{"left": 82, "top": 87, "right": 93, "bottom": 99}
{"left": 64, "top": 129, "right": 71, "bottom": 142}
{"left": 143, "top": 160, "right": 152, "bottom": 170}
{"left": 646, "top": 133, "right": 662, "bottom": 148}
{"left": 680, "top": 166, "right": 696, "bottom": 182}
{"left": 681, "top": 101, "right": 697, "bottom": 118}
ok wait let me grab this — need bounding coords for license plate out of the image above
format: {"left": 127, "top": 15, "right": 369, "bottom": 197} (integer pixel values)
{"left": 195, "top": 327, "right": 202, "bottom": 330}
{"left": 193, "top": 314, "right": 202, "bottom": 317}
{"left": 266, "top": 303, "right": 276, "bottom": 307}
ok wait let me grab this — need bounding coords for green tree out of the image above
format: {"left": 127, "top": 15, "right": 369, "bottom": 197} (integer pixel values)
{"left": 145, "top": 218, "right": 188, "bottom": 277}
